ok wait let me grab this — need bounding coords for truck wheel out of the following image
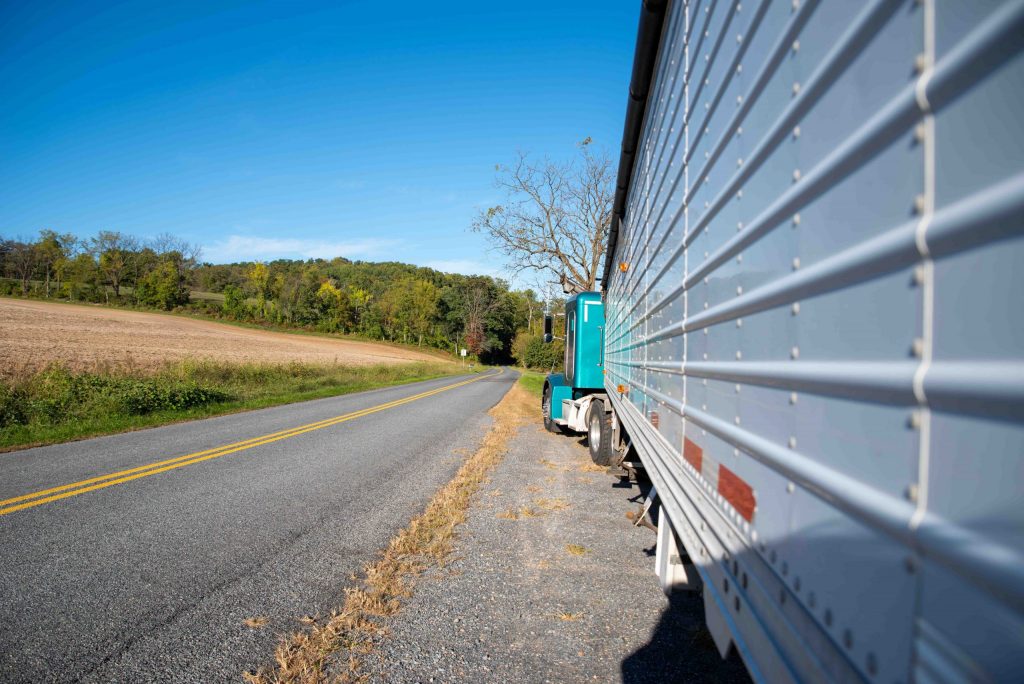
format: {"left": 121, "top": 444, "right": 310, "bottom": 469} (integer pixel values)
{"left": 587, "top": 399, "right": 614, "bottom": 466}
{"left": 542, "top": 385, "right": 561, "bottom": 434}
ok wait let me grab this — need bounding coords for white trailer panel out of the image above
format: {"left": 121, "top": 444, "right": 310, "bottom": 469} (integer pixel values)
{"left": 604, "top": 1, "right": 1024, "bottom": 681}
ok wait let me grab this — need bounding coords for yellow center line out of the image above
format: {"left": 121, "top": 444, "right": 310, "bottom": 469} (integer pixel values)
{"left": 0, "top": 369, "right": 502, "bottom": 517}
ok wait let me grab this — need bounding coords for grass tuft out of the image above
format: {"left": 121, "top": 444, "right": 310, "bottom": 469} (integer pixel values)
{"left": 555, "top": 612, "right": 583, "bottom": 622}
{"left": 566, "top": 544, "right": 589, "bottom": 557}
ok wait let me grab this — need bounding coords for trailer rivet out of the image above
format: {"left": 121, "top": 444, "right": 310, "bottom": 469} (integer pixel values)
{"left": 735, "top": 351, "right": 742, "bottom": 360}
{"left": 792, "top": 126, "right": 801, "bottom": 140}
{"left": 790, "top": 346, "right": 800, "bottom": 359}
{"left": 913, "top": 265, "right": 926, "bottom": 285}
{"left": 792, "top": 257, "right": 800, "bottom": 271}
{"left": 791, "top": 302, "right": 800, "bottom": 315}
{"left": 912, "top": 338, "right": 925, "bottom": 358}
{"left": 736, "top": 254, "right": 743, "bottom": 264}
{"left": 734, "top": 448, "right": 740, "bottom": 456}
{"left": 792, "top": 212, "right": 801, "bottom": 226}
{"left": 736, "top": 189, "right": 743, "bottom": 199}
{"left": 792, "top": 82, "right": 801, "bottom": 96}
{"left": 789, "top": 436, "right": 797, "bottom": 449}
{"left": 908, "top": 411, "right": 922, "bottom": 429}
{"left": 736, "top": 318, "right": 743, "bottom": 328}
{"left": 792, "top": 0, "right": 799, "bottom": 11}
{"left": 704, "top": 302, "right": 709, "bottom": 310}
{"left": 792, "top": 39, "right": 800, "bottom": 53}
{"left": 736, "top": 286, "right": 743, "bottom": 295}
{"left": 914, "top": 195, "right": 926, "bottom": 214}
{"left": 704, "top": 276, "right": 709, "bottom": 284}
{"left": 736, "top": 64, "right": 743, "bottom": 75}
{"left": 793, "top": 169, "right": 802, "bottom": 182}
{"left": 787, "top": 482, "right": 795, "bottom": 494}
{"left": 735, "top": 384, "right": 742, "bottom": 393}
{"left": 734, "top": 416, "right": 741, "bottom": 425}
{"left": 905, "top": 483, "right": 919, "bottom": 502}
{"left": 914, "top": 53, "right": 927, "bottom": 74}
{"left": 914, "top": 123, "right": 927, "bottom": 144}
{"left": 704, "top": 328, "right": 709, "bottom": 336}
{"left": 703, "top": 379, "right": 708, "bottom": 386}
{"left": 737, "top": 157, "right": 744, "bottom": 167}
{"left": 737, "top": 3, "right": 742, "bottom": 12}
{"left": 790, "top": 392, "right": 798, "bottom": 405}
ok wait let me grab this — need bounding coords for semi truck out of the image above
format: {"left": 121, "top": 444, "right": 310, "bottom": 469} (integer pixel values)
{"left": 541, "top": 0, "right": 1024, "bottom": 681}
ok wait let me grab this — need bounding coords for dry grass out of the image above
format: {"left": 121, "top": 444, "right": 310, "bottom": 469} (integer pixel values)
{"left": 577, "top": 461, "right": 606, "bottom": 473}
{"left": 244, "top": 617, "right": 270, "bottom": 629}
{"left": 566, "top": 544, "right": 589, "bottom": 557}
{"left": 532, "top": 497, "right": 569, "bottom": 512}
{"left": 555, "top": 612, "right": 583, "bottom": 622}
{"left": 496, "top": 506, "right": 540, "bottom": 520}
{"left": 244, "top": 381, "right": 537, "bottom": 684}
{"left": 526, "top": 485, "right": 543, "bottom": 494}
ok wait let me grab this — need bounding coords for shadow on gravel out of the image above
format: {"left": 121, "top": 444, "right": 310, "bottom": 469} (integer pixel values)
{"left": 620, "top": 593, "right": 752, "bottom": 684}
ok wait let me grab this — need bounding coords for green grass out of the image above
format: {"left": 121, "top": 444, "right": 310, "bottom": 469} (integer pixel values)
{"left": 518, "top": 370, "right": 546, "bottom": 398}
{"left": 0, "top": 360, "right": 465, "bottom": 452}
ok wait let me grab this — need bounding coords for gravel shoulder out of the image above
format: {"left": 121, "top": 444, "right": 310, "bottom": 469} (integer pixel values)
{"left": 0, "top": 298, "right": 442, "bottom": 377}
{"left": 363, "top": 413, "right": 752, "bottom": 683}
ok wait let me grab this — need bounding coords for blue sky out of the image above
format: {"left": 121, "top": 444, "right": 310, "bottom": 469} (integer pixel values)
{"left": 0, "top": 1, "right": 637, "bottom": 279}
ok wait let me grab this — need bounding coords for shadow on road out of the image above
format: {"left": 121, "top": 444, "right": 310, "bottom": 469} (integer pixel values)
{"left": 620, "top": 592, "right": 752, "bottom": 684}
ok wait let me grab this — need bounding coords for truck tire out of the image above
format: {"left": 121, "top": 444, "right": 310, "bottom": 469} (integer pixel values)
{"left": 542, "top": 385, "right": 561, "bottom": 434}
{"left": 587, "top": 399, "right": 614, "bottom": 466}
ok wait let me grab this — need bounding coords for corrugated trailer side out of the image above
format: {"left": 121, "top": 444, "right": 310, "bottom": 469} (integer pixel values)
{"left": 603, "top": 1, "right": 1024, "bottom": 682}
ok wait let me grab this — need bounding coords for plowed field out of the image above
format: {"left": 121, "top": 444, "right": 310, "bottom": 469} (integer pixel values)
{"left": 0, "top": 298, "right": 445, "bottom": 378}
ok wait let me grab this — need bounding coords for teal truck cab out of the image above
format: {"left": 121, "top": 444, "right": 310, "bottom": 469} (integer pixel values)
{"left": 541, "top": 292, "right": 620, "bottom": 466}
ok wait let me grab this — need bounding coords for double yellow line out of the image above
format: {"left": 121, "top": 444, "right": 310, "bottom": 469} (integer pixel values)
{"left": 0, "top": 370, "right": 501, "bottom": 517}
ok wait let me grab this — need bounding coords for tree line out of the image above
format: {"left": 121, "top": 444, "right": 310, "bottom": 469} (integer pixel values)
{"left": 0, "top": 229, "right": 563, "bottom": 366}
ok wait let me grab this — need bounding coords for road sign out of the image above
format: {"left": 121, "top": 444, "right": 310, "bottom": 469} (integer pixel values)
{"left": 460, "top": 349, "right": 467, "bottom": 357}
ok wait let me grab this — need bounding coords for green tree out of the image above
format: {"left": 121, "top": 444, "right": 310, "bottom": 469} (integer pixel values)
{"left": 135, "top": 260, "right": 190, "bottom": 310}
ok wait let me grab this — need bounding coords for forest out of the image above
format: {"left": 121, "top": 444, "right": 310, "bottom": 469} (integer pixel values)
{"left": 0, "top": 230, "right": 565, "bottom": 368}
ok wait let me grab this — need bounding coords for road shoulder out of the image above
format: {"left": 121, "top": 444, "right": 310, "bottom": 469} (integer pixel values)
{"left": 362, "top": 403, "right": 752, "bottom": 683}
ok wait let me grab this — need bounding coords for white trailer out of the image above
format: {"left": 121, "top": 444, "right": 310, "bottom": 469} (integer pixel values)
{"left": 602, "top": 1, "right": 1024, "bottom": 681}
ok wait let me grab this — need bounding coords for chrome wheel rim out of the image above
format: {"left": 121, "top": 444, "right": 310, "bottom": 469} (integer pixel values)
{"left": 589, "top": 412, "right": 601, "bottom": 449}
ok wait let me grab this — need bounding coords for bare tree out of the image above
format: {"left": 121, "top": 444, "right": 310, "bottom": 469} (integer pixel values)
{"left": 150, "top": 233, "right": 202, "bottom": 281}
{"left": 472, "top": 138, "right": 613, "bottom": 294}
{"left": 7, "top": 238, "right": 38, "bottom": 295}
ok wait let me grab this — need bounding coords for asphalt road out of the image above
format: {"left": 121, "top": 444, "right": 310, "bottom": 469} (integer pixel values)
{"left": 0, "top": 369, "right": 515, "bottom": 683}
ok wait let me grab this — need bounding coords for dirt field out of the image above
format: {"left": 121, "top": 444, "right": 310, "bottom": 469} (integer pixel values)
{"left": 0, "top": 298, "right": 447, "bottom": 378}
